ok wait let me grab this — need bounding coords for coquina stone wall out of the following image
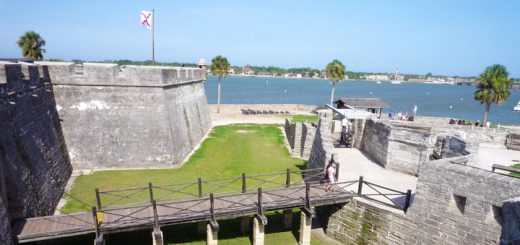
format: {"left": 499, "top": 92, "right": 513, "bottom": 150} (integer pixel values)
{"left": 284, "top": 118, "right": 296, "bottom": 150}
{"left": 300, "top": 122, "right": 316, "bottom": 159}
{"left": 325, "top": 155, "right": 520, "bottom": 244}
{"left": 0, "top": 197, "right": 11, "bottom": 245}
{"left": 306, "top": 117, "right": 335, "bottom": 182}
{"left": 0, "top": 62, "right": 72, "bottom": 243}
{"left": 408, "top": 156, "right": 520, "bottom": 244}
{"left": 326, "top": 198, "right": 415, "bottom": 244}
{"left": 35, "top": 62, "right": 212, "bottom": 169}
{"left": 359, "top": 120, "right": 435, "bottom": 175}
{"left": 284, "top": 119, "right": 317, "bottom": 160}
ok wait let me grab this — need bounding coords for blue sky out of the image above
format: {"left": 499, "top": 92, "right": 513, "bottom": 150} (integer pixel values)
{"left": 1, "top": 0, "right": 519, "bottom": 77}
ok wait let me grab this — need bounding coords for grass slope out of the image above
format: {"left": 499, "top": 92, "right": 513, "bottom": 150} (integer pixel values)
{"left": 55, "top": 124, "right": 339, "bottom": 245}
{"left": 64, "top": 124, "right": 305, "bottom": 212}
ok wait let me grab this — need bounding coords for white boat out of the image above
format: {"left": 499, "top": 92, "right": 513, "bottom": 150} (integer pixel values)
{"left": 376, "top": 81, "right": 382, "bottom": 84}
{"left": 391, "top": 80, "right": 402, "bottom": 84}
{"left": 514, "top": 101, "right": 520, "bottom": 111}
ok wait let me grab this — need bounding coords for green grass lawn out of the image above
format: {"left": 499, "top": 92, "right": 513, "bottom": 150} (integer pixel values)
{"left": 64, "top": 124, "right": 306, "bottom": 212}
{"left": 512, "top": 163, "right": 520, "bottom": 177}
{"left": 291, "top": 114, "right": 318, "bottom": 123}
{"left": 58, "top": 124, "right": 336, "bottom": 245}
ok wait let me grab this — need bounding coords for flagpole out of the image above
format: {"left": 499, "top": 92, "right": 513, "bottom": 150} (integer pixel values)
{"left": 152, "top": 9, "right": 155, "bottom": 65}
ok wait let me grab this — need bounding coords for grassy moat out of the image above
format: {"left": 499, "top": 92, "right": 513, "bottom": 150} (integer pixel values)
{"left": 60, "top": 124, "right": 334, "bottom": 245}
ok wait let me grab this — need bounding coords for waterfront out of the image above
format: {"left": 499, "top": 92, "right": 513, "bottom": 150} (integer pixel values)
{"left": 205, "top": 76, "right": 520, "bottom": 125}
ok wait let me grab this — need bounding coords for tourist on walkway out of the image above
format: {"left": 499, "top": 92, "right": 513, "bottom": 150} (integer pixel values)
{"left": 324, "top": 161, "right": 337, "bottom": 191}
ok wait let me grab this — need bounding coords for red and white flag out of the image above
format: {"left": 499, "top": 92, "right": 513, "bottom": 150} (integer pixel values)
{"left": 140, "top": 10, "right": 153, "bottom": 30}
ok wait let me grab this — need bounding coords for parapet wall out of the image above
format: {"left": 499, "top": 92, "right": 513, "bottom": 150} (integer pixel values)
{"left": 359, "top": 120, "right": 435, "bottom": 175}
{"left": 408, "top": 156, "right": 520, "bottom": 244}
{"left": 36, "top": 62, "right": 204, "bottom": 86}
{"left": 0, "top": 62, "right": 72, "bottom": 243}
{"left": 34, "top": 62, "right": 211, "bottom": 168}
{"left": 326, "top": 155, "right": 520, "bottom": 244}
{"left": 306, "top": 117, "right": 335, "bottom": 181}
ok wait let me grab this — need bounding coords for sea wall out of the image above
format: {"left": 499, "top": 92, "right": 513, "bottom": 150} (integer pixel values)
{"left": 0, "top": 62, "right": 72, "bottom": 243}
{"left": 359, "top": 120, "right": 435, "bottom": 175}
{"left": 35, "top": 62, "right": 211, "bottom": 169}
{"left": 325, "top": 155, "right": 520, "bottom": 244}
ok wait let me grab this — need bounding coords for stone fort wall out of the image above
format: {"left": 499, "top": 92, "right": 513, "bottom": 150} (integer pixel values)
{"left": 325, "top": 155, "right": 520, "bottom": 244}
{"left": 35, "top": 62, "right": 212, "bottom": 169}
{"left": 0, "top": 62, "right": 72, "bottom": 243}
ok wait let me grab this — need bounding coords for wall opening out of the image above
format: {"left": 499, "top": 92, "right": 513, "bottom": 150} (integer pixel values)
{"left": 449, "top": 194, "right": 467, "bottom": 214}
{"left": 486, "top": 205, "right": 502, "bottom": 226}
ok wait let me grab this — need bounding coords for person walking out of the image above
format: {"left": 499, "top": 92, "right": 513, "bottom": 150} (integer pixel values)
{"left": 324, "top": 162, "right": 337, "bottom": 191}
{"left": 341, "top": 116, "right": 348, "bottom": 143}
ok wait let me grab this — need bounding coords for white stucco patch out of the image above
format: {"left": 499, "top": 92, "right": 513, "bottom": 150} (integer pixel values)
{"left": 70, "top": 100, "right": 110, "bottom": 111}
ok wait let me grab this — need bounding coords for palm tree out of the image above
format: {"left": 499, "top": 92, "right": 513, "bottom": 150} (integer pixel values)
{"left": 210, "top": 55, "right": 230, "bottom": 113}
{"left": 325, "top": 60, "right": 346, "bottom": 106}
{"left": 474, "top": 64, "right": 513, "bottom": 125}
{"left": 17, "top": 31, "right": 46, "bottom": 60}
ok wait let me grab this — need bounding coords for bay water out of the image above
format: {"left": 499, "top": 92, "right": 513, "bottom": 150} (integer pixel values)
{"left": 204, "top": 76, "right": 520, "bottom": 125}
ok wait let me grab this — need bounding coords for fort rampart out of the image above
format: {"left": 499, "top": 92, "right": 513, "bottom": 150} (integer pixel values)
{"left": 35, "top": 62, "right": 212, "bottom": 169}
{"left": 0, "top": 62, "right": 72, "bottom": 243}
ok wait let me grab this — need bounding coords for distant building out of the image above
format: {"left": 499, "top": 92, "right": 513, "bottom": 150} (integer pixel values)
{"left": 334, "top": 97, "right": 390, "bottom": 118}
{"left": 228, "top": 68, "right": 235, "bottom": 75}
{"left": 365, "top": 74, "right": 389, "bottom": 81}
{"left": 242, "top": 66, "right": 254, "bottom": 75}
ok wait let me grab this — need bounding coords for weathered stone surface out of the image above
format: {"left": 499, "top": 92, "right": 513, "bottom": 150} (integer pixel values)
{"left": 359, "top": 120, "right": 435, "bottom": 175}
{"left": 324, "top": 154, "right": 520, "bottom": 244}
{"left": 0, "top": 197, "right": 12, "bottom": 245}
{"left": 406, "top": 156, "right": 520, "bottom": 244}
{"left": 0, "top": 62, "right": 72, "bottom": 244}
{"left": 326, "top": 199, "right": 414, "bottom": 245}
{"left": 306, "top": 117, "right": 335, "bottom": 179}
{"left": 301, "top": 122, "right": 316, "bottom": 159}
{"left": 35, "top": 62, "right": 211, "bottom": 169}
{"left": 500, "top": 197, "right": 520, "bottom": 244}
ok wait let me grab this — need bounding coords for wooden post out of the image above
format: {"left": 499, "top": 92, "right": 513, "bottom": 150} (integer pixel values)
{"left": 92, "top": 206, "right": 104, "bottom": 245}
{"left": 152, "top": 200, "right": 159, "bottom": 232}
{"left": 257, "top": 188, "right": 263, "bottom": 216}
{"left": 305, "top": 183, "right": 311, "bottom": 210}
{"left": 210, "top": 193, "right": 215, "bottom": 222}
{"left": 285, "top": 168, "right": 291, "bottom": 187}
{"left": 148, "top": 183, "right": 154, "bottom": 203}
{"left": 198, "top": 177, "right": 202, "bottom": 198}
{"left": 403, "top": 189, "right": 412, "bottom": 213}
{"left": 151, "top": 200, "right": 164, "bottom": 245}
{"left": 357, "top": 176, "right": 363, "bottom": 196}
{"left": 242, "top": 173, "right": 246, "bottom": 193}
{"left": 95, "top": 188, "right": 102, "bottom": 210}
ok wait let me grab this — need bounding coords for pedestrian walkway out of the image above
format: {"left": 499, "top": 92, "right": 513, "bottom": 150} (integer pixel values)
{"left": 334, "top": 147, "right": 418, "bottom": 209}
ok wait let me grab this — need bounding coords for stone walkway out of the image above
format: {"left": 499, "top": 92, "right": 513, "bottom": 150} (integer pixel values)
{"left": 477, "top": 142, "right": 520, "bottom": 171}
{"left": 333, "top": 146, "right": 418, "bottom": 209}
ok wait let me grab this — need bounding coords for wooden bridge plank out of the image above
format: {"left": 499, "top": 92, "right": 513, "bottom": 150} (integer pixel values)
{"left": 15, "top": 184, "right": 356, "bottom": 243}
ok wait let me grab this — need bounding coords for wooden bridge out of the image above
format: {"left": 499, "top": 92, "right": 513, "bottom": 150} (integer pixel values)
{"left": 12, "top": 168, "right": 412, "bottom": 245}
